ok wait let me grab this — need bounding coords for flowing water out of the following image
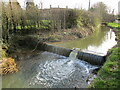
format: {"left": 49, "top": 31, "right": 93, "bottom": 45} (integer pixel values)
{"left": 2, "top": 27, "right": 117, "bottom": 88}
{"left": 68, "top": 48, "right": 80, "bottom": 60}
{"left": 2, "top": 51, "right": 98, "bottom": 88}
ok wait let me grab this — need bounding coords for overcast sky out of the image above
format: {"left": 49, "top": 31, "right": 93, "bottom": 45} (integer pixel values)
{"left": 3, "top": 0, "right": 120, "bottom": 14}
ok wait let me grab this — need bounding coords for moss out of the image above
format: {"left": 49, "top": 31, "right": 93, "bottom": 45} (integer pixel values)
{"left": 89, "top": 47, "right": 120, "bottom": 88}
{"left": 1, "top": 49, "right": 6, "bottom": 59}
{"left": 0, "top": 43, "right": 8, "bottom": 59}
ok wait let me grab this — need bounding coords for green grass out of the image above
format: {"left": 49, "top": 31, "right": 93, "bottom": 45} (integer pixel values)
{"left": 107, "top": 23, "right": 120, "bottom": 28}
{"left": 90, "top": 47, "right": 120, "bottom": 88}
{"left": 16, "top": 20, "right": 52, "bottom": 30}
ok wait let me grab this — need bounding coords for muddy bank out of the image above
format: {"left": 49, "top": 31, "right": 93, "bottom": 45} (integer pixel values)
{"left": 7, "top": 27, "right": 95, "bottom": 53}
{"left": 39, "top": 27, "right": 95, "bottom": 42}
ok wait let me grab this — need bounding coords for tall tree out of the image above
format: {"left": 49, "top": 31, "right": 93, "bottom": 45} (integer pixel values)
{"left": 90, "top": 2, "right": 109, "bottom": 22}
{"left": 88, "top": 0, "right": 91, "bottom": 10}
{"left": 2, "top": 2, "right": 9, "bottom": 43}
{"left": 26, "top": 0, "right": 38, "bottom": 29}
{"left": 7, "top": 0, "right": 22, "bottom": 33}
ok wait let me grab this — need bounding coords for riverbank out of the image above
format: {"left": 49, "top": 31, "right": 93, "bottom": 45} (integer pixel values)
{"left": 0, "top": 46, "right": 18, "bottom": 75}
{"left": 0, "top": 57, "right": 18, "bottom": 75}
{"left": 7, "top": 26, "right": 96, "bottom": 54}
{"left": 31, "top": 26, "right": 95, "bottom": 43}
{"left": 89, "top": 28, "right": 120, "bottom": 88}
{"left": 89, "top": 47, "right": 120, "bottom": 88}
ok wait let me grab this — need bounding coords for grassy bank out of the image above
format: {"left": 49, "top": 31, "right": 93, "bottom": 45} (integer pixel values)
{"left": 90, "top": 47, "right": 120, "bottom": 88}
{"left": 90, "top": 27, "right": 120, "bottom": 88}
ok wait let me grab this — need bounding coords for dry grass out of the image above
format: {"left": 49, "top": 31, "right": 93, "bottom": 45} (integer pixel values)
{"left": 0, "top": 58, "right": 18, "bottom": 75}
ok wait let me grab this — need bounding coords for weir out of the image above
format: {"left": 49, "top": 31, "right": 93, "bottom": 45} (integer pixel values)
{"left": 37, "top": 43, "right": 105, "bottom": 65}
{"left": 15, "top": 36, "right": 106, "bottom": 65}
{"left": 68, "top": 48, "right": 79, "bottom": 60}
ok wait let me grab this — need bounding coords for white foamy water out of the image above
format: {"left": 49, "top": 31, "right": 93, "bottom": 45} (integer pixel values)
{"left": 30, "top": 52, "right": 98, "bottom": 88}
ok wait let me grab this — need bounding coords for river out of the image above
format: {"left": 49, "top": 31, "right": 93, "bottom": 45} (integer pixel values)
{"left": 2, "top": 26, "right": 117, "bottom": 88}
{"left": 49, "top": 27, "right": 117, "bottom": 56}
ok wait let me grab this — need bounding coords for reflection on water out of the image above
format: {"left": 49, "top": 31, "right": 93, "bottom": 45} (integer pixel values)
{"left": 50, "top": 27, "right": 117, "bottom": 55}
{"left": 84, "top": 29, "right": 117, "bottom": 55}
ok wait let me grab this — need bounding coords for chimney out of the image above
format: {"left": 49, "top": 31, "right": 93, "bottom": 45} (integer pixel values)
{"left": 88, "top": 0, "right": 91, "bottom": 10}
{"left": 50, "top": 5, "right": 52, "bottom": 9}
{"left": 66, "top": 6, "right": 68, "bottom": 9}
{"left": 118, "top": 1, "right": 120, "bottom": 15}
